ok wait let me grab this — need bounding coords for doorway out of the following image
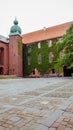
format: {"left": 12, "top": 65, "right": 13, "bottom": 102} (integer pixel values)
{"left": 0, "top": 67, "right": 3, "bottom": 75}
{"left": 0, "top": 47, "right": 4, "bottom": 65}
{"left": 63, "top": 66, "right": 73, "bottom": 76}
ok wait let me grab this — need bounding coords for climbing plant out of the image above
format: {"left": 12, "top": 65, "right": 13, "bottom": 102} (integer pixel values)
{"left": 57, "top": 24, "right": 73, "bottom": 68}
{"left": 23, "top": 39, "right": 61, "bottom": 76}
{"left": 18, "top": 41, "right": 22, "bottom": 55}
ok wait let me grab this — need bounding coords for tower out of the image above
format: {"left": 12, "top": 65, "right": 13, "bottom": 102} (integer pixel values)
{"left": 9, "top": 18, "right": 22, "bottom": 76}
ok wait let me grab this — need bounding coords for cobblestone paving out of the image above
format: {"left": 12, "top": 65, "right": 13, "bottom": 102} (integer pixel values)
{"left": 0, "top": 77, "right": 73, "bottom": 130}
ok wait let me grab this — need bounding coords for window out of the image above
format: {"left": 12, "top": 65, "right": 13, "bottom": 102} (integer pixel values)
{"left": 60, "top": 51, "right": 64, "bottom": 58}
{"left": 38, "top": 54, "right": 42, "bottom": 64}
{"left": 58, "top": 38, "right": 62, "bottom": 42}
{"left": 49, "top": 52, "right": 53, "bottom": 62}
{"left": 38, "top": 42, "right": 41, "bottom": 48}
{"left": 28, "top": 47, "right": 31, "bottom": 53}
{"left": 0, "top": 47, "right": 4, "bottom": 65}
{"left": 28, "top": 56, "right": 31, "bottom": 65}
{"left": 48, "top": 40, "right": 52, "bottom": 47}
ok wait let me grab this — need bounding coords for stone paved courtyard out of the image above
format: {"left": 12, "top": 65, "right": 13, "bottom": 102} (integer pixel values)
{"left": 0, "top": 77, "right": 73, "bottom": 130}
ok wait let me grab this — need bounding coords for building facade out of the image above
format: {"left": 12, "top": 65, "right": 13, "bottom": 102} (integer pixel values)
{"left": 0, "top": 19, "right": 73, "bottom": 76}
{"left": 22, "top": 21, "right": 73, "bottom": 77}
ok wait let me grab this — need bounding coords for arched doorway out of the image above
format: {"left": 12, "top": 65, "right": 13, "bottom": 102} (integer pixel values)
{"left": 0, "top": 67, "right": 3, "bottom": 75}
{"left": 0, "top": 47, "right": 4, "bottom": 65}
{"left": 0, "top": 47, "right": 4, "bottom": 75}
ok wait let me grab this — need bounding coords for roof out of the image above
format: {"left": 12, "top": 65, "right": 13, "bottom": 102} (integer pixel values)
{"left": 22, "top": 21, "right": 73, "bottom": 44}
{"left": 0, "top": 35, "right": 9, "bottom": 44}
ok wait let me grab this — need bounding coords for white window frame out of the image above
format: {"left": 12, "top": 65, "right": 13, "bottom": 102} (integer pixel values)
{"left": 38, "top": 42, "right": 41, "bottom": 48}
{"left": 48, "top": 40, "right": 52, "bottom": 47}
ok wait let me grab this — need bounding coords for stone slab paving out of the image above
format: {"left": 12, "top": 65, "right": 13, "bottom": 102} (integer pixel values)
{"left": 0, "top": 77, "right": 73, "bottom": 130}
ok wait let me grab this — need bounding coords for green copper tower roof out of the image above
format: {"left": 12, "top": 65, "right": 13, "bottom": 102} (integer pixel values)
{"left": 9, "top": 18, "right": 22, "bottom": 36}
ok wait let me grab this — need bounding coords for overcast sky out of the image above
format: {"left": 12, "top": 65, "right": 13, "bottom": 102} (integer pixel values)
{"left": 0, "top": 0, "right": 73, "bottom": 37}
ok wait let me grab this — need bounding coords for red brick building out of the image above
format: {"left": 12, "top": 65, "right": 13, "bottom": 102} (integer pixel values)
{"left": 0, "top": 18, "right": 22, "bottom": 76}
{"left": 0, "top": 19, "right": 73, "bottom": 76}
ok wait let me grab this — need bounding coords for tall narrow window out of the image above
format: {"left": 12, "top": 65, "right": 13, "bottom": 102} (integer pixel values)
{"left": 38, "top": 42, "right": 41, "bottom": 48}
{"left": 28, "top": 47, "right": 31, "bottom": 53}
{"left": 49, "top": 52, "right": 53, "bottom": 62}
{"left": 48, "top": 40, "right": 52, "bottom": 47}
{"left": 28, "top": 56, "right": 31, "bottom": 65}
{"left": 0, "top": 47, "right": 4, "bottom": 65}
{"left": 38, "top": 54, "right": 42, "bottom": 64}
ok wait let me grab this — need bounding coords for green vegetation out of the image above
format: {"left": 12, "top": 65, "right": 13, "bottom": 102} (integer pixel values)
{"left": 23, "top": 39, "right": 61, "bottom": 76}
{"left": 57, "top": 24, "right": 73, "bottom": 68}
{"left": 23, "top": 24, "right": 73, "bottom": 76}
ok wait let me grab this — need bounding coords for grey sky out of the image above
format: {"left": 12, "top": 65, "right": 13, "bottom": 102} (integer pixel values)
{"left": 0, "top": 0, "right": 73, "bottom": 36}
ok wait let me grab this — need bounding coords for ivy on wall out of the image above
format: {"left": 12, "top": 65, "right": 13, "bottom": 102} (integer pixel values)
{"left": 23, "top": 39, "right": 63, "bottom": 76}
{"left": 18, "top": 41, "right": 22, "bottom": 55}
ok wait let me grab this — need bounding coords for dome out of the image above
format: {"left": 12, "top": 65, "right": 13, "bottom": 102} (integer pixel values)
{"left": 9, "top": 18, "right": 22, "bottom": 36}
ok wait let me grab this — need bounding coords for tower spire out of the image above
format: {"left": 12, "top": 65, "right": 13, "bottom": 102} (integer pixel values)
{"left": 9, "top": 18, "right": 21, "bottom": 36}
